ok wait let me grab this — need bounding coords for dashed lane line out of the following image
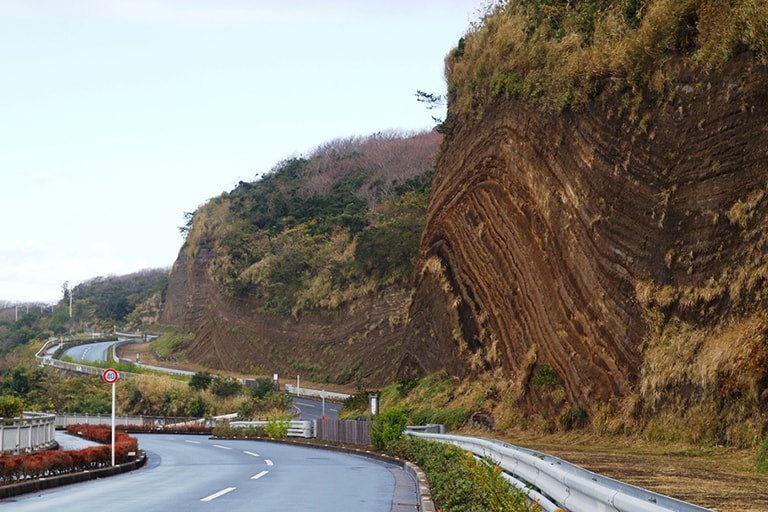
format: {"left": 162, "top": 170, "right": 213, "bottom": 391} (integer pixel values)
{"left": 244, "top": 451, "right": 260, "bottom": 457}
{"left": 200, "top": 487, "right": 236, "bottom": 502}
{"left": 251, "top": 470, "right": 269, "bottom": 480}
{"left": 213, "top": 444, "right": 232, "bottom": 450}
{"left": 265, "top": 459, "right": 274, "bottom": 466}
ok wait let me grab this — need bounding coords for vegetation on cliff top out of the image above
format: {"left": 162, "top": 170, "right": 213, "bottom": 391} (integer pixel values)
{"left": 448, "top": 0, "right": 768, "bottom": 115}
{"left": 184, "top": 130, "right": 439, "bottom": 316}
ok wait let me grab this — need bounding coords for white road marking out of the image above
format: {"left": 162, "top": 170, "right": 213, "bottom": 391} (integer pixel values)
{"left": 200, "top": 487, "right": 236, "bottom": 502}
{"left": 213, "top": 444, "right": 232, "bottom": 450}
{"left": 185, "top": 440, "right": 201, "bottom": 444}
{"left": 244, "top": 451, "right": 260, "bottom": 457}
{"left": 251, "top": 470, "right": 269, "bottom": 480}
{"left": 265, "top": 459, "right": 274, "bottom": 466}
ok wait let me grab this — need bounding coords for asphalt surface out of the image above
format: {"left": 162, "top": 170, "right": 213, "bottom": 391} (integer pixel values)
{"left": 4, "top": 434, "right": 419, "bottom": 512}
{"left": 60, "top": 340, "right": 115, "bottom": 362}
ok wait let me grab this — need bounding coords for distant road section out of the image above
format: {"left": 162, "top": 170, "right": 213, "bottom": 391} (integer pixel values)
{"left": 61, "top": 340, "right": 117, "bottom": 362}
{"left": 294, "top": 397, "right": 341, "bottom": 421}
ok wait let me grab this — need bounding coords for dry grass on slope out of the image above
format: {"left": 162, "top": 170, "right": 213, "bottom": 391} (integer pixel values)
{"left": 448, "top": 0, "right": 768, "bottom": 116}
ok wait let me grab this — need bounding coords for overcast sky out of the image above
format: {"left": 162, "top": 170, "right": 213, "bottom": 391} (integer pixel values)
{"left": 0, "top": 0, "right": 481, "bottom": 304}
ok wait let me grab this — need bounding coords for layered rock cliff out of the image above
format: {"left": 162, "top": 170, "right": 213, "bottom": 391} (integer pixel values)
{"left": 404, "top": 52, "right": 768, "bottom": 416}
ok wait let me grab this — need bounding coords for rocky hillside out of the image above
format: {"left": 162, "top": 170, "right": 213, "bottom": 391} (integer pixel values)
{"left": 402, "top": 0, "right": 768, "bottom": 441}
{"left": 162, "top": 0, "right": 768, "bottom": 443}
{"left": 162, "top": 131, "right": 439, "bottom": 384}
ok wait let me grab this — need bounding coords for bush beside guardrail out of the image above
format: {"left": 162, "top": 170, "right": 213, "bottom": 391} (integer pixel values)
{"left": 405, "top": 432, "right": 712, "bottom": 512}
{"left": 229, "top": 419, "right": 314, "bottom": 438}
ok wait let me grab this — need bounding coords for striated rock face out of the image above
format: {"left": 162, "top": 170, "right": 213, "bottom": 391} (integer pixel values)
{"left": 404, "top": 53, "right": 768, "bottom": 410}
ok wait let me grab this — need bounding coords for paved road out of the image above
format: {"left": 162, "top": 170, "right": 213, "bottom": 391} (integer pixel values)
{"left": 295, "top": 397, "right": 341, "bottom": 420}
{"left": 61, "top": 340, "right": 116, "bottom": 362}
{"left": 4, "top": 434, "right": 415, "bottom": 511}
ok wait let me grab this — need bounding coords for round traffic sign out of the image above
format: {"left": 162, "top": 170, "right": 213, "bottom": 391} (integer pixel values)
{"left": 102, "top": 368, "right": 119, "bottom": 384}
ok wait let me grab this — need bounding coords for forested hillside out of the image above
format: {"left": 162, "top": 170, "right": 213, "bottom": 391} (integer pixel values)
{"left": 161, "top": 131, "right": 440, "bottom": 383}
{"left": 0, "top": 269, "right": 168, "bottom": 355}
{"left": 179, "top": 131, "right": 437, "bottom": 317}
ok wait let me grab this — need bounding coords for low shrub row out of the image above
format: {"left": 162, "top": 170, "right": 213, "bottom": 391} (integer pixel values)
{"left": 67, "top": 422, "right": 213, "bottom": 435}
{"left": 212, "top": 423, "right": 268, "bottom": 439}
{"left": 212, "top": 415, "right": 293, "bottom": 440}
{"left": 0, "top": 425, "right": 139, "bottom": 486}
{"left": 388, "top": 437, "right": 532, "bottom": 512}
{"left": 132, "top": 423, "right": 213, "bottom": 434}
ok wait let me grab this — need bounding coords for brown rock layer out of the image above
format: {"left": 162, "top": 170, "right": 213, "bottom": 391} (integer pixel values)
{"left": 405, "top": 53, "right": 768, "bottom": 409}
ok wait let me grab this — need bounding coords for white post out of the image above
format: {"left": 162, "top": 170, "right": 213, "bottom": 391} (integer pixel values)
{"left": 111, "top": 380, "right": 116, "bottom": 466}
{"left": 296, "top": 375, "right": 300, "bottom": 397}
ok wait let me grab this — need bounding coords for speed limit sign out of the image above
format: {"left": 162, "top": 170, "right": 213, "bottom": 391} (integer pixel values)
{"left": 102, "top": 368, "right": 119, "bottom": 384}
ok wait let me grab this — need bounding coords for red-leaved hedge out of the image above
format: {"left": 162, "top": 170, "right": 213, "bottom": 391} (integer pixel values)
{"left": 0, "top": 425, "right": 139, "bottom": 486}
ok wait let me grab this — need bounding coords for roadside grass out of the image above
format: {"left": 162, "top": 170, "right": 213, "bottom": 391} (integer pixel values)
{"left": 387, "top": 436, "right": 532, "bottom": 512}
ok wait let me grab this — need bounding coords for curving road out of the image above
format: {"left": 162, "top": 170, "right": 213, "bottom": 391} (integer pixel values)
{"left": 4, "top": 434, "right": 415, "bottom": 511}
{"left": 61, "top": 340, "right": 117, "bottom": 363}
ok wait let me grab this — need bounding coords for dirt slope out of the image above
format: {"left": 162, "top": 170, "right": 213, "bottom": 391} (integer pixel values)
{"left": 161, "top": 243, "right": 415, "bottom": 385}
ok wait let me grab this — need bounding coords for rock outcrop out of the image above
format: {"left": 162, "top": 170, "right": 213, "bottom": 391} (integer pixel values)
{"left": 404, "top": 52, "right": 768, "bottom": 410}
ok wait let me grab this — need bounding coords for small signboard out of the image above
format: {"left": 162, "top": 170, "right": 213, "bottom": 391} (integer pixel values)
{"left": 102, "top": 368, "right": 119, "bottom": 384}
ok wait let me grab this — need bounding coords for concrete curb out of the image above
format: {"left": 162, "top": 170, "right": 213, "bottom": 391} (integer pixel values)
{"left": 0, "top": 452, "right": 148, "bottom": 499}
{"left": 403, "top": 461, "right": 436, "bottom": 512}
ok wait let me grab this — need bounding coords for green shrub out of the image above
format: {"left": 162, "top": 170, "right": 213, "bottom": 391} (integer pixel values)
{"left": 388, "top": 437, "right": 531, "bottom": 512}
{"left": 238, "top": 391, "right": 293, "bottom": 418}
{"left": 209, "top": 376, "right": 243, "bottom": 398}
{"left": 248, "top": 377, "right": 277, "bottom": 399}
{"left": 0, "top": 394, "right": 24, "bottom": 418}
{"left": 370, "top": 406, "right": 408, "bottom": 450}
{"left": 341, "top": 391, "right": 372, "bottom": 415}
{"left": 265, "top": 414, "right": 291, "bottom": 439}
{"left": 189, "top": 371, "right": 212, "bottom": 391}
{"left": 534, "top": 364, "right": 560, "bottom": 388}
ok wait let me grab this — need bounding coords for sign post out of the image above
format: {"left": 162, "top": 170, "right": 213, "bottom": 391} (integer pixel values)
{"left": 102, "top": 368, "right": 119, "bottom": 466}
{"left": 321, "top": 390, "right": 326, "bottom": 419}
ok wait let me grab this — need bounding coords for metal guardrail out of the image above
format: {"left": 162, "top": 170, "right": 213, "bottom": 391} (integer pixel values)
{"left": 284, "top": 384, "right": 350, "bottom": 401}
{"left": 229, "top": 420, "right": 315, "bottom": 439}
{"left": 56, "top": 413, "right": 148, "bottom": 428}
{"left": 405, "top": 424, "right": 446, "bottom": 434}
{"left": 1, "top": 412, "right": 57, "bottom": 454}
{"left": 405, "top": 432, "right": 712, "bottom": 512}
